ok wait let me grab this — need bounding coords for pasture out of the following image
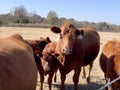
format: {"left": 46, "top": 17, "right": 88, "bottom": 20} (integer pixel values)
{"left": 0, "top": 27, "right": 120, "bottom": 90}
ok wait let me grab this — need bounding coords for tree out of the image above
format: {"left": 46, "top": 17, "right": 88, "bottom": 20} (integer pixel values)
{"left": 0, "top": 20, "right": 3, "bottom": 26}
{"left": 47, "top": 11, "right": 59, "bottom": 25}
{"left": 29, "top": 13, "right": 41, "bottom": 23}
{"left": 57, "top": 17, "right": 67, "bottom": 26}
{"left": 96, "top": 22, "right": 109, "bottom": 31}
{"left": 13, "top": 5, "right": 29, "bottom": 23}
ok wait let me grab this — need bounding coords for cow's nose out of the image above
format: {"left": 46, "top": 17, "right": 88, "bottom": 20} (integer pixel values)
{"left": 43, "top": 66, "right": 50, "bottom": 71}
{"left": 62, "top": 48, "right": 72, "bottom": 55}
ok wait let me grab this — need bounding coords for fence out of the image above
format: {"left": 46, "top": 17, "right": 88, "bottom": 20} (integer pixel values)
{"left": 98, "top": 76, "right": 120, "bottom": 90}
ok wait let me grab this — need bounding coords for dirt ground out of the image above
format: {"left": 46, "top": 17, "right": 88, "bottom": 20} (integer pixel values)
{"left": 0, "top": 27, "right": 120, "bottom": 90}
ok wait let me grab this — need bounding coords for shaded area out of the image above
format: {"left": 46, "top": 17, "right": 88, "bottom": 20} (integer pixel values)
{"left": 36, "top": 81, "right": 105, "bottom": 90}
{"left": 52, "top": 82, "right": 105, "bottom": 90}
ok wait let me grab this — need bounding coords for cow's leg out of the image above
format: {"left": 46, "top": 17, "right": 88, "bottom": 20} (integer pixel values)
{"left": 53, "top": 72, "right": 57, "bottom": 83}
{"left": 58, "top": 62, "right": 66, "bottom": 90}
{"left": 53, "top": 66, "right": 58, "bottom": 83}
{"left": 39, "top": 73, "right": 44, "bottom": 90}
{"left": 82, "top": 66, "right": 86, "bottom": 78}
{"left": 60, "top": 72, "right": 66, "bottom": 90}
{"left": 73, "top": 67, "right": 81, "bottom": 90}
{"left": 59, "top": 65, "right": 66, "bottom": 90}
{"left": 34, "top": 55, "right": 44, "bottom": 90}
{"left": 36, "top": 62, "right": 44, "bottom": 90}
{"left": 38, "top": 68, "right": 44, "bottom": 90}
{"left": 48, "top": 71, "right": 54, "bottom": 90}
{"left": 87, "top": 61, "right": 93, "bottom": 83}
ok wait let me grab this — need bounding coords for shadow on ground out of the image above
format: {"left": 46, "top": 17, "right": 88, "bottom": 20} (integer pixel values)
{"left": 51, "top": 82, "right": 105, "bottom": 90}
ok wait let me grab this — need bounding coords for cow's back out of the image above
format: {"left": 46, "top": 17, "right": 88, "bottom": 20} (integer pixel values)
{"left": 80, "top": 28, "right": 100, "bottom": 66}
{"left": 100, "top": 40, "right": 120, "bottom": 76}
{"left": 0, "top": 35, "right": 37, "bottom": 90}
{"left": 100, "top": 40, "right": 120, "bottom": 89}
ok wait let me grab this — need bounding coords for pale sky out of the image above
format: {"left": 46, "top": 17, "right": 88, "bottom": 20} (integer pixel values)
{"left": 0, "top": 0, "right": 120, "bottom": 25}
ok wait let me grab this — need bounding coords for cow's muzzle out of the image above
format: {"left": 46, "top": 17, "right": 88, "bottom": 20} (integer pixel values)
{"left": 62, "top": 48, "right": 72, "bottom": 55}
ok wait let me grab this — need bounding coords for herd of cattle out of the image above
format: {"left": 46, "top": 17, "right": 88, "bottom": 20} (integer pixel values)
{"left": 0, "top": 22, "right": 120, "bottom": 90}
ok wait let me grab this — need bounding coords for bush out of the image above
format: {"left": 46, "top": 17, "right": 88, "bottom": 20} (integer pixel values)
{"left": 0, "top": 20, "right": 3, "bottom": 26}
{"left": 14, "top": 19, "right": 20, "bottom": 23}
{"left": 22, "top": 18, "right": 29, "bottom": 24}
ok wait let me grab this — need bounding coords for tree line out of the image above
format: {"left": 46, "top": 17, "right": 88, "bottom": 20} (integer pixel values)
{"left": 0, "top": 5, "right": 120, "bottom": 32}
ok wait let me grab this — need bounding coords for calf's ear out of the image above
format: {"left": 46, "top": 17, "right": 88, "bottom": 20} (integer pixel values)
{"left": 35, "top": 51, "right": 43, "bottom": 57}
{"left": 51, "top": 27, "right": 61, "bottom": 33}
{"left": 55, "top": 53, "right": 59, "bottom": 58}
{"left": 51, "top": 53, "right": 59, "bottom": 58}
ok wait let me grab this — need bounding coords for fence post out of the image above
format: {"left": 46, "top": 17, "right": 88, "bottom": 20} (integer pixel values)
{"left": 98, "top": 76, "right": 120, "bottom": 90}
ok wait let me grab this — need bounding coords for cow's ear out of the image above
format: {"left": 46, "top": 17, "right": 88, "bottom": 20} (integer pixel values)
{"left": 46, "top": 37, "right": 51, "bottom": 42}
{"left": 76, "top": 29, "right": 84, "bottom": 39}
{"left": 76, "top": 29, "right": 84, "bottom": 36}
{"left": 80, "top": 30, "right": 84, "bottom": 36}
{"left": 51, "top": 26, "right": 61, "bottom": 33}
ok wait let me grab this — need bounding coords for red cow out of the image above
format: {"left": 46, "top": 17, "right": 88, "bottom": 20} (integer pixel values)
{"left": 79, "top": 28, "right": 94, "bottom": 82}
{"left": 100, "top": 40, "right": 120, "bottom": 90}
{"left": 38, "top": 42, "right": 59, "bottom": 90}
{"left": 0, "top": 34, "right": 38, "bottom": 90}
{"left": 25, "top": 37, "right": 51, "bottom": 90}
{"left": 50, "top": 22, "right": 100, "bottom": 90}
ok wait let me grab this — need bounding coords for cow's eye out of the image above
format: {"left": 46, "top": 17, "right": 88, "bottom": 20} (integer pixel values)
{"left": 64, "top": 30, "right": 69, "bottom": 35}
{"left": 60, "top": 33, "right": 63, "bottom": 39}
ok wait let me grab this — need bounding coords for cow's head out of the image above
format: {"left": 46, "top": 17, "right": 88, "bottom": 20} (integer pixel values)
{"left": 37, "top": 37, "right": 51, "bottom": 52}
{"left": 51, "top": 22, "right": 84, "bottom": 55}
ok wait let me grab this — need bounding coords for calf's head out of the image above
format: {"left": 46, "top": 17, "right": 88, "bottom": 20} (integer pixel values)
{"left": 51, "top": 22, "right": 84, "bottom": 55}
{"left": 40, "top": 52, "right": 58, "bottom": 73}
{"left": 36, "top": 42, "right": 58, "bottom": 74}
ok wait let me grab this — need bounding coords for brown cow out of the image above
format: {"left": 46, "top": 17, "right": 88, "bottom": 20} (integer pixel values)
{"left": 100, "top": 40, "right": 120, "bottom": 90}
{"left": 0, "top": 34, "right": 37, "bottom": 90}
{"left": 50, "top": 22, "right": 100, "bottom": 90}
{"left": 25, "top": 37, "right": 51, "bottom": 90}
{"left": 79, "top": 28, "right": 94, "bottom": 82}
{"left": 37, "top": 42, "right": 59, "bottom": 90}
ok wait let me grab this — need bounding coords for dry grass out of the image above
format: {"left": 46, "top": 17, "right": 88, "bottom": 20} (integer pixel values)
{"left": 0, "top": 27, "right": 120, "bottom": 90}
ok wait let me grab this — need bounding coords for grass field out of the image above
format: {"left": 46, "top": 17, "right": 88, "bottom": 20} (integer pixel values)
{"left": 0, "top": 27, "right": 120, "bottom": 90}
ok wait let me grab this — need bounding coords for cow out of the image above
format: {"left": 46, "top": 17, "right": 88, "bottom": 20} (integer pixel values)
{"left": 0, "top": 34, "right": 37, "bottom": 90}
{"left": 78, "top": 28, "right": 94, "bottom": 82}
{"left": 50, "top": 22, "right": 100, "bottom": 90}
{"left": 100, "top": 40, "right": 120, "bottom": 90}
{"left": 25, "top": 37, "right": 51, "bottom": 90}
{"left": 37, "top": 42, "right": 59, "bottom": 90}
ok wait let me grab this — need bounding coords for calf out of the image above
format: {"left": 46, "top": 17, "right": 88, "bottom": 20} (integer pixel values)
{"left": 38, "top": 42, "right": 59, "bottom": 90}
{"left": 100, "top": 40, "right": 120, "bottom": 90}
